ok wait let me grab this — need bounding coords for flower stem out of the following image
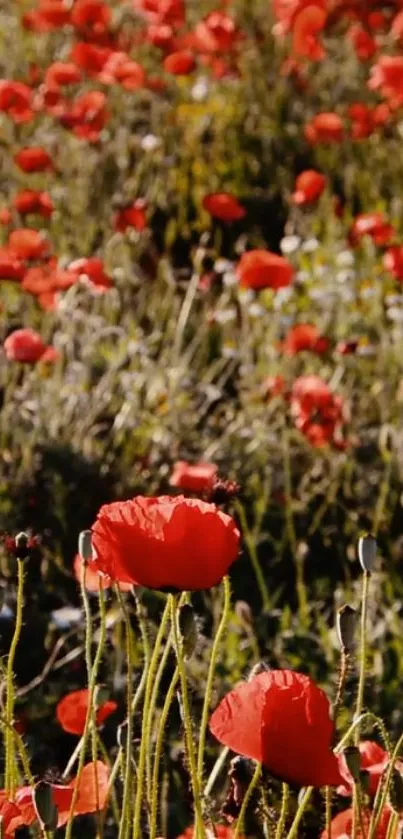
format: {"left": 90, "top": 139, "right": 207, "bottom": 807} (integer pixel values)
{"left": 275, "top": 783, "right": 290, "bottom": 839}
{"left": 149, "top": 664, "right": 180, "bottom": 839}
{"left": 234, "top": 501, "right": 271, "bottom": 611}
{"left": 355, "top": 570, "right": 370, "bottom": 743}
{"left": 282, "top": 428, "right": 308, "bottom": 628}
{"left": 284, "top": 787, "right": 313, "bottom": 839}
{"left": 197, "top": 576, "right": 231, "bottom": 791}
{"left": 325, "top": 788, "right": 332, "bottom": 839}
{"left": 170, "top": 594, "right": 205, "bottom": 839}
{"left": 233, "top": 761, "right": 262, "bottom": 839}
{"left": 5, "top": 558, "right": 25, "bottom": 798}
{"left": 116, "top": 589, "right": 135, "bottom": 839}
{"left": 132, "top": 597, "right": 171, "bottom": 839}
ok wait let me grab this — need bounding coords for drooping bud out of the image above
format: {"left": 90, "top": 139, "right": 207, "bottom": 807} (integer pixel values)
{"left": 358, "top": 534, "right": 377, "bottom": 573}
{"left": 178, "top": 604, "right": 198, "bottom": 658}
{"left": 33, "top": 783, "right": 58, "bottom": 831}
{"left": 117, "top": 720, "right": 129, "bottom": 749}
{"left": 342, "top": 746, "right": 361, "bottom": 782}
{"left": 78, "top": 530, "right": 93, "bottom": 562}
{"left": 389, "top": 767, "right": 403, "bottom": 813}
{"left": 336, "top": 605, "right": 357, "bottom": 653}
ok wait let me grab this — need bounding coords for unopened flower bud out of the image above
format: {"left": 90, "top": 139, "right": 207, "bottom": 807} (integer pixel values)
{"left": 389, "top": 768, "right": 403, "bottom": 813}
{"left": 343, "top": 746, "right": 361, "bottom": 782}
{"left": 78, "top": 530, "right": 93, "bottom": 562}
{"left": 336, "top": 605, "right": 357, "bottom": 653}
{"left": 360, "top": 770, "right": 370, "bottom": 794}
{"left": 117, "top": 720, "right": 129, "bottom": 749}
{"left": 235, "top": 600, "right": 253, "bottom": 629}
{"left": 178, "top": 604, "right": 198, "bottom": 658}
{"left": 33, "top": 783, "right": 58, "bottom": 830}
{"left": 358, "top": 534, "right": 377, "bottom": 573}
{"left": 248, "top": 661, "right": 270, "bottom": 681}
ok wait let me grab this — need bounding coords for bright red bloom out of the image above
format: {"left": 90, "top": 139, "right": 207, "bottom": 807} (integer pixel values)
{"left": 0, "top": 81, "right": 33, "bottom": 124}
{"left": 210, "top": 670, "right": 344, "bottom": 787}
{"left": 349, "top": 212, "right": 395, "bottom": 247}
{"left": 368, "top": 55, "right": 403, "bottom": 102}
{"left": 321, "top": 806, "right": 399, "bottom": 839}
{"left": 203, "top": 193, "right": 245, "bottom": 222}
{"left": 338, "top": 741, "right": 403, "bottom": 799}
{"left": 291, "top": 375, "right": 345, "bottom": 447}
{"left": 14, "top": 147, "right": 53, "bottom": 173}
{"left": 272, "top": 0, "right": 326, "bottom": 35}
{"left": 3, "top": 329, "right": 56, "bottom": 364}
{"left": 282, "top": 324, "right": 329, "bottom": 355}
{"left": 74, "top": 553, "right": 133, "bottom": 593}
{"left": 164, "top": 51, "right": 196, "bottom": 75}
{"left": 292, "top": 170, "right": 326, "bottom": 204}
{"left": 8, "top": 229, "right": 49, "bottom": 261}
{"left": 22, "top": 1, "right": 71, "bottom": 32}
{"left": 237, "top": 250, "right": 294, "bottom": 291}
{"left": 391, "top": 10, "right": 403, "bottom": 44}
{"left": 13, "top": 191, "right": 54, "bottom": 219}
{"left": 133, "top": 0, "right": 185, "bottom": 26}
{"left": 71, "top": 0, "right": 111, "bottom": 34}
{"left": 169, "top": 461, "right": 218, "bottom": 493}
{"left": 0, "top": 762, "right": 109, "bottom": 835}
{"left": 90, "top": 495, "right": 240, "bottom": 590}
{"left": 348, "top": 103, "right": 390, "bottom": 140}
{"left": 292, "top": 5, "right": 327, "bottom": 60}
{"left": 177, "top": 828, "right": 242, "bottom": 839}
{"left": 98, "top": 52, "right": 145, "bottom": 89}
{"left": 68, "top": 257, "right": 113, "bottom": 290}
{"left": 44, "top": 62, "right": 82, "bottom": 90}
{"left": 191, "top": 12, "right": 240, "bottom": 54}
{"left": 70, "top": 42, "right": 112, "bottom": 75}
{"left": 384, "top": 245, "right": 403, "bottom": 281}
{"left": 0, "top": 248, "right": 25, "bottom": 281}
{"left": 261, "top": 375, "right": 286, "bottom": 399}
{"left": 348, "top": 25, "right": 377, "bottom": 60}
{"left": 59, "top": 90, "right": 108, "bottom": 142}
{"left": 113, "top": 200, "right": 147, "bottom": 232}
{"left": 336, "top": 339, "right": 359, "bottom": 355}
{"left": 57, "top": 689, "right": 117, "bottom": 736}
{"left": 304, "top": 112, "right": 344, "bottom": 144}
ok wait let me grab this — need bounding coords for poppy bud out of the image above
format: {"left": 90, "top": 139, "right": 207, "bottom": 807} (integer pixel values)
{"left": 358, "top": 534, "right": 377, "bottom": 573}
{"left": 248, "top": 661, "right": 270, "bottom": 680}
{"left": 14, "top": 532, "right": 30, "bottom": 559}
{"left": 389, "top": 767, "right": 403, "bottom": 813}
{"left": 343, "top": 746, "right": 361, "bottom": 782}
{"left": 78, "top": 530, "right": 93, "bottom": 562}
{"left": 117, "top": 720, "right": 129, "bottom": 749}
{"left": 33, "top": 782, "right": 59, "bottom": 830}
{"left": 336, "top": 605, "right": 357, "bottom": 653}
{"left": 178, "top": 604, "right": 198, "bottom": 658}
{"left": 360, "top": 769, "right": 371, "bottom": 794}
{"left": 235, "top": 600, "right": 253, "bottom": 629}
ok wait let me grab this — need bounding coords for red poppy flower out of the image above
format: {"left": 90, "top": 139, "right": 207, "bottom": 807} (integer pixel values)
{"left": 59, "top": 91, "right": 108, "bottom": 142}
{"left": 133, "top": 0, "right": 185, "bottom": 26}
{"left": 70, "top": 42, "right": 112, "bottom": 75}
{"left": 8, "top": 230, "right": 49, "bottom": 262}
{"left": 164, "top": 51, "right": 196, "bottom": 75}
{"left": 0, "top": 81, "right": 34, "bottom": 124}
{"left": 338, "top": 741, "right": 403, "bottom": 798}
{"left": 290, "top": 375, "right": 345, "bottom": 447}
{"left": 237, "top": 250, "right": 294, "bottom": 291}
{"left": 0, "top": 248, "right": 25, "bottom": 281}
{"left": 321, "top": 806, "right": 399, "bottom": 839}
{"left": 14, "top": 147, "right": 53, "bottom": 173}
{"left": 0, "top": 762, "right": 109, "bottom": 835}
{"left": 348, "top": 103, "right": 390, "bottom": 140}
{"left": 177, "top": 828, "right": 242, "bottom": 839}
{"left": 113, "top": 200, "right": 147, "bottom": 232}
{"left": 384, "top": 245, "right": 403, "bottom": 281}
{"left": 335, "top": 339, "right": 359, "bottom": 355}
{"left": 261, "top": 375, "right": 286, "bottom": 399}
{"left": 73, "top": 553, "right": 133, "bottom": 593}
{"left": 368, "top": 55, "right": 403, "bottom": 101}
{"left": 304, "top": 112, "right": 344, "bottom": 144}
{"left": 57, "top": 689, "right": 117, "bottom": 736}
{"left": 71, "top": 0, "right": 111, "bottom": 34}
{"left": 191, "top": 12, "right": 240, "bottom": 54}
{"left": 3, "top": 329, "right": 56, "bottom": 364}
{"left": 292, "top": 5, "right": 327, "bottom": 60}
{"left": 203, "top": 193, "right": 245, "bottom": 222}
{"left": 282, "top": 324, "right": 329, "bottom": 355}
{"left": 44, "top": 62, "right": 82, "bottom": 90}
{"left": 348, "top": 25, "right": 377, "bottom": 60}
{"left": 349, "top": 212, "right": 395, "bottom": 247}
{"left": 90, "top": 495, "right": 240, "bottom": 590}
{"left": 391, "top": 10, "right": 403, "bottom": 43}
{"left": 22, "top": 1, "right": 71, "bottom": 32}
{"left": 292, "top": 170, "right": 326, "bottom": 204}
{"left": 169, "top": 461, "right": 218, "bottom": 493}
{"left": 68, "top": 257, "right": 113, "bottom": 290}
{"left": 210, "top": 669, "right": 344, "bottom": 787}
{"left": 13, "top": 191, "right": 54, "bottom": 219}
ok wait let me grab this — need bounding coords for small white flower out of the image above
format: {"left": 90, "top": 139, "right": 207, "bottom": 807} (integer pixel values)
{"left": 280, "top": 235, "right": 300, "bottom": 255}
{"left": 191, "top": 77, "right": 209, "bottom": 101}
{"left": 141, "top": 134, "right": 161, "bottom": 151}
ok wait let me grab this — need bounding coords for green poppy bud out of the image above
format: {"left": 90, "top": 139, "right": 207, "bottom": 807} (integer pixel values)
{"left": 358, "top": 534, "right": 377, "bottom": 573}
{"left": 336, "top": 605, "right": 357, "bottom": 653}
{"left": 33, "top": 783, "right": 58, "bottom": 830}
{"left": 78, "top": 530, "right": 93, "bottom": 562}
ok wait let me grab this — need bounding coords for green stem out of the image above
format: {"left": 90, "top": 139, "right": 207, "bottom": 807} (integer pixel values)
{"left": 233, "top": 762, "right": 262, "bottom": 839}
{"left": 64, "top": 576, "right": 107, "bottom": 839}
{"left": 368, "top": 730, "right": 403, "bottom": 839}
{"left": 5, "top": 558, "right": 25, "bottom": 797}
{"left": 385, "top": 812, "right": 398, "bottom": 839}
{"left": 234, "top": 500, "right": 271, "bottom": 611}
{"left": 204, "top": 747, "right": 230, "bottom": 798}
{"left": 170, "top": 594, "right": 205, "bottom": 839}
{"left": 355, "top": 571, "right": 370, "bottom": 744}
{"left": 132, "top": 598, "right": 171, "bottom": 839}
{"left": 275, "top": 783, "right": 290, "bottom": 839}
{"left": 284, "top": 787, "right": 313, "bottom": 839}
{"left": 116, "top": 589, "right": 135, "bottom": 839}
{"left": 149, "top": 665, "right": 180, "bottom": 839}
{"left": 197, "top": 576, "right": 231, "bottom": 789}
{"left": 325, "top": 788, "right": 332, "bottom": 839}
{"left": 282, "top": 429, "right": 308, "bottom": 627}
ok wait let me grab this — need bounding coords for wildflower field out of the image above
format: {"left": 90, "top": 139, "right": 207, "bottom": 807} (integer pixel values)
{"left": 4, "top": 0, "right": 403, "bottom": 837}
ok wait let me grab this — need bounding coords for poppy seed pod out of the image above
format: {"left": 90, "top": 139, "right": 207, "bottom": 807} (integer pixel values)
{"left": 389, "top": 767, "right": 403, "bottom": 812}
{"left": 33, "top": 783, "right": 58, "bottom": 831}
{"left": 336, "top": 605, "right": 357, "bottom": 653}
{"left": 358, "top": 534, "right": 377, "bottom": 573}
{"left": 179, "top": 603, "right": 198, "bottom": 658}
{"left": 342, "top": 746, "right": 361, "bottom": 782}
{"left": 78, "top": 530, "right": 93, "bottom": 562}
